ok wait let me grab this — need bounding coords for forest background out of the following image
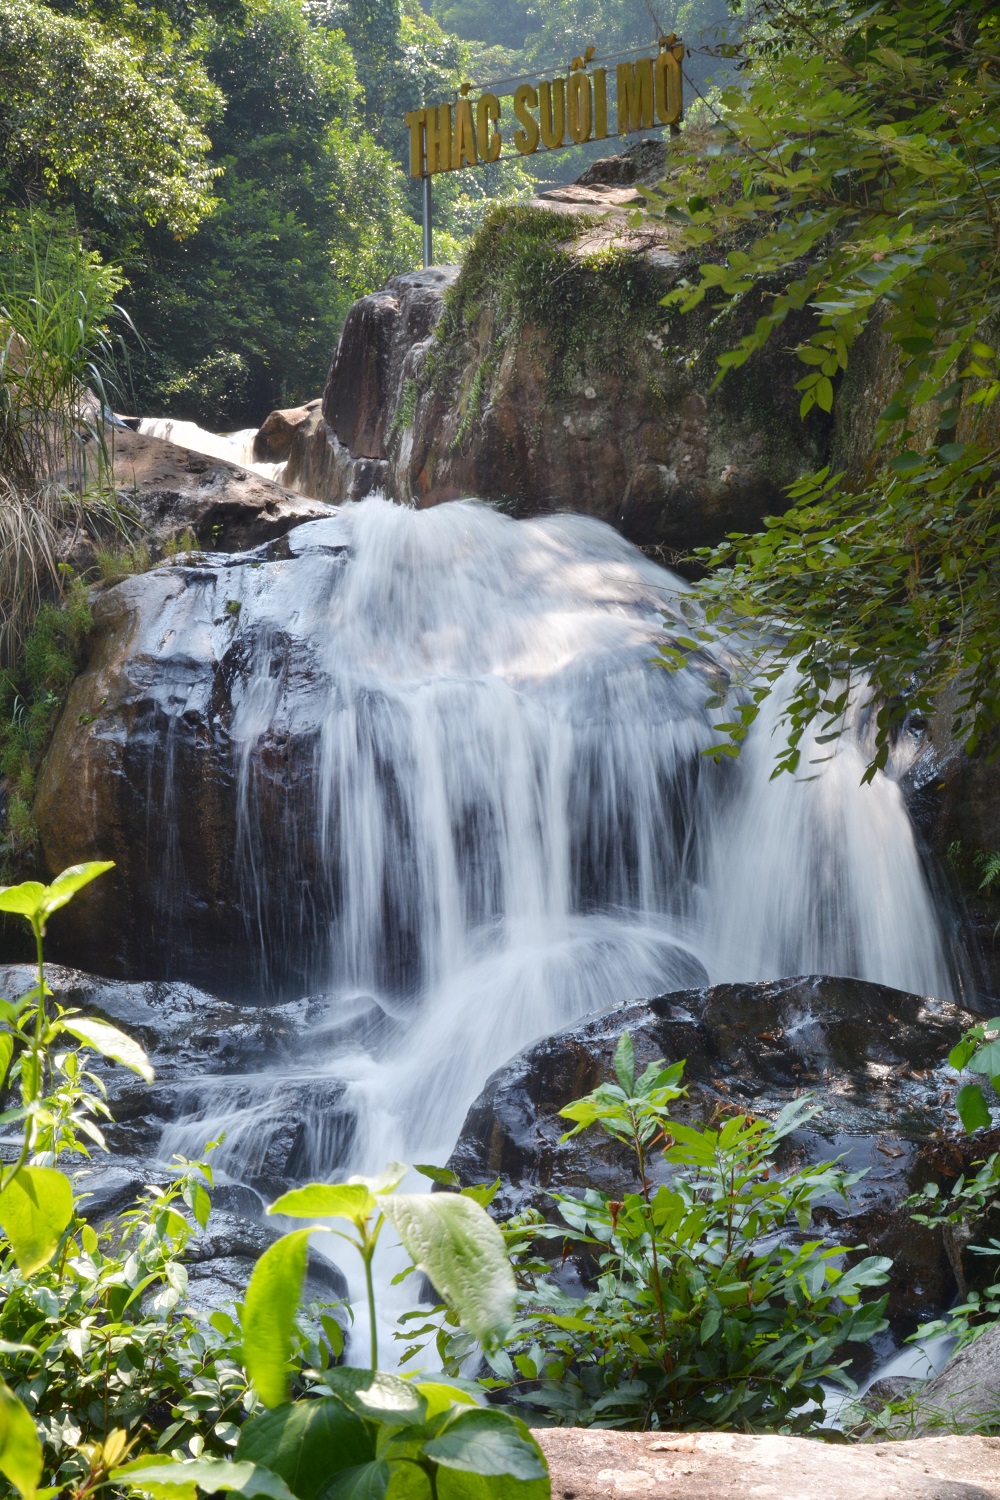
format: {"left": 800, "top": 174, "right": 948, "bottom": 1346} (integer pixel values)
{"left": 0, "top": 0, "right": 729, "bottom": 429}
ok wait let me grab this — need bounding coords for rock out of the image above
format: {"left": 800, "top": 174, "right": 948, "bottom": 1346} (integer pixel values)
{"left": 447, "top": 975, "right": 999, "bottom": 1331}
{"left": 908, "top": 1322, "right": 1000, "bottom": 1434}
{"left": 534, "top": 1428, "right": 1000, "bottom": 1499}
{"left": 253, "top": 401, "right": 321, "bottom": 462}
{"left": 284, "top": 267, "right": 458, "bottom": 503}
{"left": 576, "top": 137, "right": 669, "bottom": 187}
{"left": 102, "top": 425, "right": 333, "bottom": 553}
{"left": 282, "top": 189, "right": 829, "bottom": 556}
{"left": 28, "top": 521, "right": 354, "bottom": 994}
{"left": 0, "top": 963, "right": 357, "bottom": 1192}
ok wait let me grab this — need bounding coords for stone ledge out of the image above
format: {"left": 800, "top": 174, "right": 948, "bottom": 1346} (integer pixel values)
{"left": 534, "top": 1429, "right": 1000, "bottom": 1498}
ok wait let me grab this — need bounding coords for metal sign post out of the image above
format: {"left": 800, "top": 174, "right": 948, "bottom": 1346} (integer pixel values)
{"left": 422, "top": 172, "right": 432, "bottom": 269}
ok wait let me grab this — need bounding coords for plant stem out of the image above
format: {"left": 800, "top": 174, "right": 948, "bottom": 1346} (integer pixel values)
{"left": 364, "top": 1246, "right": 378, "bottom": 1370}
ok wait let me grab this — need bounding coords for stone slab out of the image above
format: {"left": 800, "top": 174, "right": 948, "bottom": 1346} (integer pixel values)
{"left": 534, "top": 1428, "right": 1000, "bottom": 1499}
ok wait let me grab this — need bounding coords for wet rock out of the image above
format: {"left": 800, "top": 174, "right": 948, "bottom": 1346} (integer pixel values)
{"left": 447, "top": 975, "right": 999, "bottom": 1331}
{"left": 28, "top": 521, "right": 353, "bottom": 994}
{"left": 103, "top": 426, "right": 333, "bottom": 553}
{"left": 534, "top": 1428, "right": 1000, "bottom": 1499}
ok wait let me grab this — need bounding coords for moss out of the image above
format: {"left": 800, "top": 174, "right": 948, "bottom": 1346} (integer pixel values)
{"left": 425, "top": 204, "right": 672, "bottom": 411}
{"left": 0, "top": 579, "right": 93, "bottom": 881}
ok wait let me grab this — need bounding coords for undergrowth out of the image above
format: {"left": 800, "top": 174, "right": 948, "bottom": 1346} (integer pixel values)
{"left": 423, "top": 204, "right": 673, "bottom": 420}
{"left": 0, "top": 578, "right": 93, "bottom": 882}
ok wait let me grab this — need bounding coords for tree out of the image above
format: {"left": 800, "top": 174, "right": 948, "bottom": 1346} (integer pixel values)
{"left": 0, "top": 0, "right": 221, "bottom": 237}
{"left": 127, "top": 0, "right": 422, "bottom": 425}
{"left": 649, "top": 0, "right": 1000, "bottom": 777}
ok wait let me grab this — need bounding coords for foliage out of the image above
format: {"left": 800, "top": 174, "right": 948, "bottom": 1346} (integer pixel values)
{"left": 107, "top": 1169, "right": 544, "bottom": 1500}
{"left": 0, "top": 0, "right": 221, "bottom": 237}
{"left": 0, "top": 209, "right": 134, "bottom": 672}
{"left": 127, "top": 0, "right": 423, "bottom": 425}
{"left": 0, "top": 583, "right": 94, "bottom": 878}
{"left": 442, "top": 1034, "right": 891, "bottom": 1432}
{"left": 906, "top": 1151, "right": 1000, "bottom": 1351}
{"left": 948, "top": 1015, "right": 1000, "bottom": 1135}
{"left": 647, "top": 0, "right": 1000, "bottom": 775}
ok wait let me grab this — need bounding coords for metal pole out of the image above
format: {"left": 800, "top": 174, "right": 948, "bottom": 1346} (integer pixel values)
{"left": 422, "top": 172, "right": 432, "bottom": 268}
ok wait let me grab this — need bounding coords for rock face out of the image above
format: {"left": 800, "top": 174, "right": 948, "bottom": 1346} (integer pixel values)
{"left": 447, "top": 975, "right": 998, "bottom": 1331}
{"left": 29, "top": 520, "right": 353, "bottom": 994}
{"left": 283, "top": 267, "right": 458, "bottom": 505}
{"left": 0, "top": 962, "right": 349, "bottom": 1306}
{"left": 908, "top": 1321, "right": 1000, "bottom": 1434}
{"left": 282, "top": 181, "right": 831, "bottom": 554}
{"left": 105, "top": 426, "right": 333, "bottom": 552}
{"left": 534, "top": 1429, "right": 1000, "bottom": 1499}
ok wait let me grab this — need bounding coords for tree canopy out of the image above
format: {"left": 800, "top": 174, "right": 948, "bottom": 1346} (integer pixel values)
{"left": 652, "top": 0, "right": 1000, "bottom": 775}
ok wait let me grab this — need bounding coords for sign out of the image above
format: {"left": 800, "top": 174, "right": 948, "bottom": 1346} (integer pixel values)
{"left": 404, "top": 35, "right": 684, "bottom": 177}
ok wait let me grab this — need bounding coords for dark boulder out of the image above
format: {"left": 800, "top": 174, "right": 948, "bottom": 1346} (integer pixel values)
{"left": 447, "top": 974, "right": 999, "bottom": 1331}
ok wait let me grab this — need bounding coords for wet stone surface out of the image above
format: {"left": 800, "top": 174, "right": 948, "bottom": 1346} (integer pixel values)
{"left": 448, "top": 974, "right": 1000, "bottom": 1334}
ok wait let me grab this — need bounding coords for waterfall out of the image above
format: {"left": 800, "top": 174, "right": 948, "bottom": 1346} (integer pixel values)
{"left": 158, "top": 496, "right": 951, "bottom": 1171}
{"left": 153, "top": 495, "right": 953, "bottom": 1349}
{"left": 137, "top": 417, "right": 287, "bottom": 483}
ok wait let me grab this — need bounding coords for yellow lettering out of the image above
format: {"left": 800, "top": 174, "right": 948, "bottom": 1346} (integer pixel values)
{"left": 593, "top": 68, "right": 608, "bottom": 139}
{"left": 566, "top": 70, "right": 592, "bottom": 144}
{"left": 616, "top": 58, "right": 654, "bottom": 134}
{"left": 513, "top": 83, "right": 540, "bottom": 155}
{"left": 477, "top": 92, "right": 502, "bottom": 162}
{"left": 452, "top": 95, "right": 478, "bottom": 168}
{"left": 425, "top": 103, "right": 452, "bottom": 173}
{"left": 654, "top": 45, "right": 683, "bottom": 125}
{"left": 539, "top": 77, "right": 566, "bottom": 149}
{"left": 404, "top": 108, "right": 426, "bottom": 177}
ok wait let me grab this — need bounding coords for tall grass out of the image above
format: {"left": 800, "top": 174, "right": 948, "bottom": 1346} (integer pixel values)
{"left": 0, "top": 210, "right": 134, "bottom": 668}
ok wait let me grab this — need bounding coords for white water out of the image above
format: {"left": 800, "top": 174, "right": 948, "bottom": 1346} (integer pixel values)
{"left": 137, "top": 416, "right": 288, "bottom": 483}
{"left": 155, "top": 495, "right": 953, "bottom": 1353}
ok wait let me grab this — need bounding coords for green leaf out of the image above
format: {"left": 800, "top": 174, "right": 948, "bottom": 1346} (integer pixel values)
{"left": 0, "top": 1381, "right": 43, "bottom": 1500}
{"left": 235, "top": 1400, "right": 373, "bottom": 1500}
{"left": 0, "top": 1034, "right": 12, "bottom": 1092}
{"left": 37, "top": 862, "right": 115, "bottom": 922}
{"left": 113, "top": 1457, "right": 297, "bottom": 1500}
{"left": 59, "top": 1017, "right": 154, "bottom": 1083}
{"left": 269, "top": 1183, "right": 376, "bottom": 1225}
{"left": 321, "top": 1463, "right": 391, "bottom": 1500}
{"left": 415, "top": 1165, "right": 460, "bottom": 1188}
{"left": 241, "top": 1229, "right": 312, "bottom": 1407}
{"left": 423, "top": 1411, "right": 547, "bottom": 1481}
{"left": 956, "top": 1083, "right": 992, "bottom": 1134}
{"left": 613, "top": 1032, "right": 635, "bottom": 1094}
{"left": 381, "top": 1194, "right": 516, "bottom": 1348}
{"left": 0, "top": 884, "right": 47, "bottom": 923}
{"left": 321, "top": 1369, "right": 426, "bottom": 1427}
{"left": 969, "top": 1040, "right": 1000, "bottom": 1077}
{"left": 0, "top": 1166, "right": 73, "bottom": 1275}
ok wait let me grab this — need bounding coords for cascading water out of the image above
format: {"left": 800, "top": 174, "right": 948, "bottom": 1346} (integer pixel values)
{"left": 137, "top": 416, "right": 288, "bottom": 483}
{"left": 155, "top": 494, "right": 954, "bottom": 1353}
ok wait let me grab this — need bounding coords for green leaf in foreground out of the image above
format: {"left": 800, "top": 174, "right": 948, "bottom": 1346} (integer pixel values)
{"left": 321, "top": 1368, "right": 426, "bottom": 1426}
{"left": 235, "top": 1399, "right": 372, "bottom": 1500}
{"left": 381, "top": 1193, "right": 515, "bottom": 1348}
{"left": 956, "top": 1083, "right": 993, "bottom": 1134}
{"left": 0, "top": 1166, "right": 73, "bottom": 1274}
{"left": 269, "top": 1183, "right": 375, "bottom": 1225}
{"left": 113, "top": 1457, "right": 298, "bottom": 1500}
{"left": 423, "top": 1410, "right": 547, "bottom": 1480}
{"left": 320, "top": 1461, "right": 391, "bottom": 1500}
{"left": 0, "top": 1381, "right": 43, "bottom": 1500}
{"left": 60, "top": 1017, "right": 154, "bottom": 1083}
{"left": 241, "top": 1229, "right": 312, "bottom": 1407}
